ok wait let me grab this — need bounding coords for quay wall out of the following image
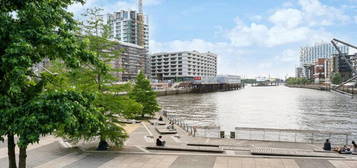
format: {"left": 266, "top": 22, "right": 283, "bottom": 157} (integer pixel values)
{"left": 285, "top": 84, "right": 331, "bottom": 91}
{"left": 155, "top": 83, "right": 244, "bottom": 96}
{"left": 286, "top": 84, "right": 357, "bottom": 94}
{"left": 155, "top": 88, "right": 193, "bottom": 96}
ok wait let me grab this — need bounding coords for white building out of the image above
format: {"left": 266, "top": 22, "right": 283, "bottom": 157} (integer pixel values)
{"left": 107, "top": 10, "right": 149, "bottom": 49}
{"left": 299, "top": 43, "right": 348, "bottom": 78}
{"left": 149, "top": 51, "right": 217, "bottom": 81}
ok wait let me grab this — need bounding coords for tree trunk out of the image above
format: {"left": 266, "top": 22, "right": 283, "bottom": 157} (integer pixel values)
{"left": 7, "top": 134, "right": 17, "bottom": 168}
{"left": 96, "top": 136, "right": 108, "bottom": 151}
{"left": 18, "top": 146, "right": 27, "bottom": 168}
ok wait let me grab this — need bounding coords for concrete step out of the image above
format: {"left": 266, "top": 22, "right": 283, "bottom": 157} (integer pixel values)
{"left": 146, "top": 146, "right": 224, "bottom": 153}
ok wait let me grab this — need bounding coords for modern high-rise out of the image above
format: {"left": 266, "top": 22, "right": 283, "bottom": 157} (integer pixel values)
{"left": 149, "top": 51, "right": 217, "bottom": 81}
{"left": 295, "top": 67, "right": 303, "bottom": 78}
{"left": 107, "top": 1, "right": 149, "bottom": 49}
{"left": 299, "top": 43, "right": 348, "bottom": 78}
{"left": 299, "top": 43, "right": 348, "bottom": 66}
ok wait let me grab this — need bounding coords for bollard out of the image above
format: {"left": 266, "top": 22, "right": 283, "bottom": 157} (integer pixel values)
{"left": 230, "top": 131, "right": 235, "bottom": 139}
{"left": 220, "top": 131, "right": 225, "bottom": 138}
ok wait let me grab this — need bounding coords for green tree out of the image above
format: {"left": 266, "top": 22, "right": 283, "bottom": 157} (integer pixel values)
{"left": 286, "top": 77, "right": 312, "bottom": 85}
{"left": 0, "top": 1, "right": 106, "bottom": 168}
{"left": 48, "top": 8, "right": 131, "bottom": 150}
{"left": 331, "top": 72, "right": 342, "bottom": 85}
{"left": 129, "top": 71, "right": 161, "bottom": 118}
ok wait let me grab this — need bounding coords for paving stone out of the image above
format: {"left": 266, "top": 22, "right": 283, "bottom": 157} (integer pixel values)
{"left": 169, "top": 155, "right": 216, "bottom": 168}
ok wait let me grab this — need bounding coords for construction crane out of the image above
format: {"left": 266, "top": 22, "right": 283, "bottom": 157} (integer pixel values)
{"left": 331, "top": 39, "right": 357, "bottom": 89}
{"left": 138, "top": 0, "right": 143, "bottom": 13}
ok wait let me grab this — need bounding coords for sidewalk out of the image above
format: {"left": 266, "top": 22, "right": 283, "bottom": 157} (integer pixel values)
{"left": 1, "top": 119, "right": 357, "bottom": 168}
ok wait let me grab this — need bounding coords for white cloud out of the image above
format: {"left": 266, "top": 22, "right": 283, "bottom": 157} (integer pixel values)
{"left": 227, "top": 20, "right": 332, "bottom": 47}
{"left": 269, "top": 8, "right": 302, "bottom": 28}
{"left": 226, "top": 0, "right": 343, "bottom": 48}
{"left": 298, "top": 0, "right": 351, "bottom": 26}
{"left": 275, "top": 49, "right": 299, "bottom": 62}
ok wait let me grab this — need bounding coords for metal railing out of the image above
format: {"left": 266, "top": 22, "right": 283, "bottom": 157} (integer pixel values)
{"left": 164, "top": 111, "right": 221, "bottom": 138}
{"left": 235, "top": 127, "right": 352, "bottom": 145}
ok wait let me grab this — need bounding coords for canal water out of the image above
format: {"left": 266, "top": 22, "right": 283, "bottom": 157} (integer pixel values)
{"left": 158, "top": 85, "right": 357, "bottom": 139}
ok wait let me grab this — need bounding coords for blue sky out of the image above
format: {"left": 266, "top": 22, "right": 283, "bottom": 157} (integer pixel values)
{"left": 69, "top": 0, "right": 357, "bottom": 78}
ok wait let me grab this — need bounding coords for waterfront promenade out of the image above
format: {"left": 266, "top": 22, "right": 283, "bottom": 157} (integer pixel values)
{"left": 1, "top": 119, "right": 357, "bottom": 168}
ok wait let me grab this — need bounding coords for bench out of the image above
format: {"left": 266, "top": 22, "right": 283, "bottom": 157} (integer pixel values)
{"left": 187, "top": 143, "right": 220, "bottom": 147}
{"left": 149, "top": 120, "right": 166, "bottom": 125}
{"left": 251, "top": 147, "right": 344, "bottom": 158}
{"left": 155, "top": 127, "right": 177, "bottom": 134}
{"left": 146, "top": 146, "right": 224, "bottom": 153}
{"left": 119, "top": 120, "right": 141, "bottom": 124}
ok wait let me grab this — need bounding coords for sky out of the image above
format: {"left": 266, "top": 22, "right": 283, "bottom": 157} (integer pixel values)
{"left": 68, "top": 0, "right": 357, "bottom": 79}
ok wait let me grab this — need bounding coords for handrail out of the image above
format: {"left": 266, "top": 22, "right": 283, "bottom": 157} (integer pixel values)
{"left": 235, "top": 127, "right": 352, "bottom": 135}
{"left": 235, "top": 127, "right": 351, "bottom": 145}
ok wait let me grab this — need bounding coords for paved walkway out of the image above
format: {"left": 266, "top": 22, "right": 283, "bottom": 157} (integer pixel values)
{"left": 1, "top": 120, "right": 357, "bottom": 167}
{"left": 0, "top": 139, "right": 357, "bottom": 168}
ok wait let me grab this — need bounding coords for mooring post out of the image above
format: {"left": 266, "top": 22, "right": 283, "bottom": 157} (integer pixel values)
{"left": 230, "top": 131, "right": 235, "bottom": 139}
{"left": 346, "top": 135, "right": 349, "bottom": 145}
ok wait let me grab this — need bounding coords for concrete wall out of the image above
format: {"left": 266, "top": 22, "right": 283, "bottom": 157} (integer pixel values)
{"left": 155, "top": 88, "right": 193, "bottom": 96}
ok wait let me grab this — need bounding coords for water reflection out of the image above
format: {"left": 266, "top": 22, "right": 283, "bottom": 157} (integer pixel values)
{"left": 158, "top": 86, "right": 357, "bottom": 138}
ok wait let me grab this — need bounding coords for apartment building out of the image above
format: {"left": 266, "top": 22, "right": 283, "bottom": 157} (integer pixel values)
{"left": 299, "top": 43, "right": 348, "bottom": 78}
{"left": 111, "top": 41, "right": 148, "bottom": 81}
{"left": 107, "top": 10, "right": 149, "bottom": 49}
{"left": 149, "top": 51, "right": 217, "bottom": 81}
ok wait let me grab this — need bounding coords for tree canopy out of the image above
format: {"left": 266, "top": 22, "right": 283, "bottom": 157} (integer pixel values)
{"left": 285, "top": 77, "right": 313, "bottom": 85}
{"left": 0, "top": 1, "right": 107, "bottom": 167}
{"left": 331, "top": 72, "right": 342, "bottom": 85}
{"left": 129, "top": 71, "right": 161, "bottom": 118}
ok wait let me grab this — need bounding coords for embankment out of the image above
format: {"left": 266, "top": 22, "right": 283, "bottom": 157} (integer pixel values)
{"left": 155, "top": 88, "right": 193, "bottom": 96}
{"left": 286, "top": 84, "right": 357, "bottom": 94}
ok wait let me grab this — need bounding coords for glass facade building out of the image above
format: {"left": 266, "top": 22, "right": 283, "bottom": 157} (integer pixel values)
{"left": 299, "top": 43, "right": 348, "bottom": 78}
{"left": 299, "top": 43, "right": 348, "bottom": 66}
{"left": 107, "top": 10, "right": 149, "bottom": 49}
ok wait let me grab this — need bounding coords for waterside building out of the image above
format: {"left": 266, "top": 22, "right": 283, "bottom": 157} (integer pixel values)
{"left": 149, "top": 51, "right": 217, "bottom": 81}
{"left": 111, "top": 41, "right": 148, "bottom": 81}
{"left": 107, "top": 10, "right": 149, "bottom": 49}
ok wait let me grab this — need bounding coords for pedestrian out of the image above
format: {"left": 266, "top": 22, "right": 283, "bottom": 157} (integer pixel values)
{"left": 156, "top": 136, "right": 166, "bottom": 146}
{"left": 323, "top": 139, "right": 331, "bottom": 151}
{"left": 352, "top": 141, "right": 357, "bottom": 152}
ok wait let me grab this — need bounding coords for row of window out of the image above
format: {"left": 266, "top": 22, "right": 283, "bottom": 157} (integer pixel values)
{"left": 152, "top": 73, "right": 183, "bottom": 76}
{"left": 151, "top": 73, "right": 215, "bottom": 76}
{"left": 152, "top": 69, "right": 183, "bottom": 72}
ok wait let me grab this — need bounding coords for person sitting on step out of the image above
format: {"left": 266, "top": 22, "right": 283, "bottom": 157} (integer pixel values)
{"left": 323, "top": 139, "right": 331, "bottom": 151}
{"left": 156, "top": 136, "right": 166, "bottom": 146}
{"left": 352, "top": 141, "right": 357, "bottom": 153}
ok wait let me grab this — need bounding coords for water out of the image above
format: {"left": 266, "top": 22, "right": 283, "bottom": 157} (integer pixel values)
{"left": 158, "top": 85, "right": 357, "bottom": 138}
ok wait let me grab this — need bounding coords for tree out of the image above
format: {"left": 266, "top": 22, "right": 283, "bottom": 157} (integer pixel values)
{"left": 331, "top": 72, "right": 342, "bottom": 85}
{"left": 129, "top": 71, "right": 161, "bottom": 118}
{"left": 47, "top": 8, "right": 130, "bottom": 150}
{"left": 286, "top": 77, "right": 312, "bottom": 85}
{"left": 0, "top": 1, "right": 106, "bottom": 168}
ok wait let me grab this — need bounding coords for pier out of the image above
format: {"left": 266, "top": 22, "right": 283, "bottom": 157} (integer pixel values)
{"left": 191, "top": 75, "right": 243, "bottom": 93}
{"left": 191, "top": 83, "right": 242, "bottom": 93}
